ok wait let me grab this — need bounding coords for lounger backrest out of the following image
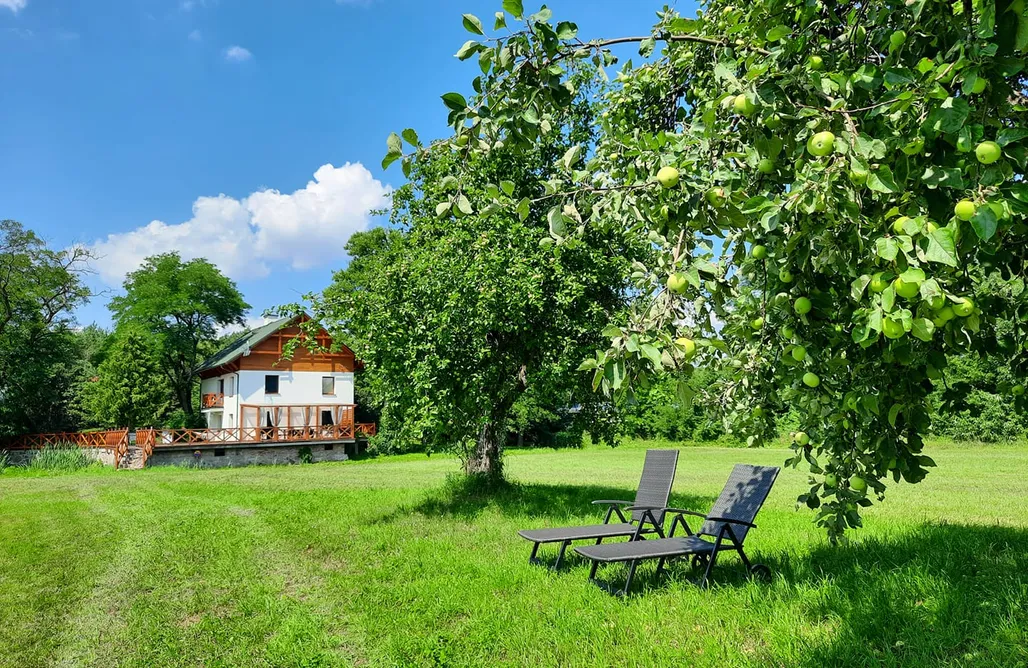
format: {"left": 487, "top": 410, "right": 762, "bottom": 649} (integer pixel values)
{"left": 631, "top": 449, "right": 679, "bottom": 525}
{"left": 698, "top": 464, "right": 779, "bottom": 544}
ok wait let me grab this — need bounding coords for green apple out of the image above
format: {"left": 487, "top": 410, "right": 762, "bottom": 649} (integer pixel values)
{"left": 667, "top": 273, "right": 689, "bottom": 295}
{"left": 750, "top": 317, "right": 765, "bottom": 330}
{"left": 808, "top": 55, "right": 824, "bottom": 70}
{"left": 849, "top": 167, "right": 868, "bottom": 186}
{"left": 794, "top": 296, "right": 812, "bottom": 315}
{"left": 849, "top": 475, "right": 868, "bottom": 493}
{"left": 751, "top": 244, "right": 768, "bottom": 260}
{"left": 883, "top": 318, "right": 906, "bottom": 339}
{"left": 889, "top": 29, "right": 907, "bottom": 51}
{"left": 894, "top": 276, "right": 920, "bottom": 299}
{"left": 656, "top": 166, "right": 680, "bottom": 189}
{"left": 928, "top": 295, "right": 946, "bottom": 311}
{"left": 705, "top": 187, "right": 727, "bottom": 207}
{"left": 676, "top": 337, "right": 697, "bottom": 358}
{"left": 925, "top": 221, "right": 939, "bottom": 234}
{"left": 733, "top": 93, "right": 757, "bottom": 117}
{"left": 794, "top": 431, "right": 810, "bottom": 446}
{"left": 952, "top": 297, "right": 974, "bottom": 317}
{"left": 976, "top": 141, "right": 1002, "bottom": 164}
{"left": 781, "top": 325, "right": 795, "bottom": 339}
{"left": 802, "top": 372, "right": 821, "bottom": 388}
{"left": 935, "top": 305, "right": 956, "bottom": 322}
{"left": 1013, "top": 384, "right": 1026, "bottom": 397}
{"left": 970, "top": 77, "right": 987, "bottom": 94}
{"left": 791, "top": 345, "right": 807, "bottom": 362}
{"left": 807, "top": 131, "right": 836, "bottom": 157}
{"left": 954, "top": 199, "right": 976, "bottom": 221}
{"left": 870, "top": 273, "right": 889, "bottom": 293}
{"left": 779, "top": 268, "right": 794, "bottom": 283}
{"left": 891, "top": 216, "right": 910, "bottom": 235}
{"left": 757, "top": 158, "right": 775, "bottom": 174}
{"left": 764, "top": 113, "right": 783, "bottom": 130}
{"left": 824, "top": 473, "right": 839, "bottom": 488}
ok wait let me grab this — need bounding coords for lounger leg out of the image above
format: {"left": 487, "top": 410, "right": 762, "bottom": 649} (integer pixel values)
{"left": 588, "top": 559, "right": 599, "bottom": 581}
{"left": 529, "top": 541, "right": 541, "bottom": 565}
{"left": 735, "top": 544, "right": 752, "bottom": 571}
{"left": 621, "top": 559, "right": 638, "bottom": 596}
{"left": 553, "top": 541, "right": 570, "bottom": 570}
{"left": 655, "top": 557, "right": 667, "bottom": 580}
{"left": 699, "top": 550, "right": 718, "bottom": 589}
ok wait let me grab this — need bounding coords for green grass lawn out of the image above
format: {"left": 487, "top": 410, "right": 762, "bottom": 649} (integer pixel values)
{"left": 2, "top": 441, "right": 1027, "bottom": 667}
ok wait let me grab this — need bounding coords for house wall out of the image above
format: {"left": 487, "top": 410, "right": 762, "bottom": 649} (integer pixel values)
{"left": 237, "top": 370, "right": 355, "bottom": 406}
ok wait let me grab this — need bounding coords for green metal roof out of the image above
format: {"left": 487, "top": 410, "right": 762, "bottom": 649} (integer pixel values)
{"left": 195, "top": 316, "right": 294, "bottom": 374}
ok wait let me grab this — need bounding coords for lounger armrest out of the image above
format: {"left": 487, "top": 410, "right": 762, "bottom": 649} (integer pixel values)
{"left": 591, "top": 500, "right": 634, "bottom": 506}
{"left": 623, "top": 504, "right": 663, "bottom": 512}
{"left": 663, "top": 508, "right": 707, "bottom": 519}
{"left": 705, "top": 516, "right": 757, "bottom": 529}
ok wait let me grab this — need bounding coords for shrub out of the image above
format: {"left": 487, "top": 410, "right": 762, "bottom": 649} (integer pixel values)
{"left": 28, "top": 443, "right": 96, "bottom": 472}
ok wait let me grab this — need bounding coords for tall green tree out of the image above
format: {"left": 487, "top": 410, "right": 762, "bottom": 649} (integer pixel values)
{"left": 0, "top": 221, "right": 92, "bottom": 436}
{"left": 78, "top": 329, "right": 172, "bottom": 429}
{"left": 282, "top": 92, "right": 637, "bottom": 480}
{"left": 110, "top": 253, "right": 248, "bottom": 415}
{"left": 386, "top": 1, "right": 1028, "bottom": 537}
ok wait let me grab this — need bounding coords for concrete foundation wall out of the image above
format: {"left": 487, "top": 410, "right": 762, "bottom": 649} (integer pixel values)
{"left": 1, "top": 448, "right": 115, "bottom": 467}
{"left": 147, "top": 442, "right": 351, "bottom": 468}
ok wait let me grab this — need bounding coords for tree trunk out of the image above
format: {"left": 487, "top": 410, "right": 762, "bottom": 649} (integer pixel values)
{"left": 465, "top": 419, "right": 504, "bottom": 480}
{"left": 177, "top": 384, "right": 193, "bottom": 415}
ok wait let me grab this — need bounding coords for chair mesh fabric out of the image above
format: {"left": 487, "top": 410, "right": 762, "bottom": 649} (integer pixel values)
{"left": 631, "top": 449, "right": 680, "bottom": 525}
{"left": 698, "top": 464, "right": 780, "bottom": 544}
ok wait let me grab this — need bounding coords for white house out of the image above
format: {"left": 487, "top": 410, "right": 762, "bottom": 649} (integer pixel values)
{"left": 196, "top": 316, "right": 361, "bottom": 437}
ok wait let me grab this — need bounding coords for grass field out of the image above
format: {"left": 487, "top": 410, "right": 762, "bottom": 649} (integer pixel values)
{"left": 1, "top": 441, "right": 1027, "bottom": 667}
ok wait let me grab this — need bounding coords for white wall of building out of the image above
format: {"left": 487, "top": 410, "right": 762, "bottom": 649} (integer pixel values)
{"left": 201, "top": 370, "right": 354, "bottom": 429}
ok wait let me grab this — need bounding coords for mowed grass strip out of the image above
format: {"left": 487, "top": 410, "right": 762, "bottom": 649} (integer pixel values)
{"left": 1, "top": 442, "right": 1026, "bottom": 667}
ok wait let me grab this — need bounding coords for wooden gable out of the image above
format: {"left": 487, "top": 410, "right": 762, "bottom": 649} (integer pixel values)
{"left": 238, "top": 325, "right": 355, "bottom": 373}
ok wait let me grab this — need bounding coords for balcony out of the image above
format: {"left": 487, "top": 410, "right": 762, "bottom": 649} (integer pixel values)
{"left": 202, "top": 393, "right": 225, "bottom": 409}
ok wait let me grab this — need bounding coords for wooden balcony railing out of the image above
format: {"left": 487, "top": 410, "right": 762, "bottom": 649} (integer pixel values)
{"left": 150, "top": 424, "right": 359, "bottom": 448}
{"left": 1, "top": 429, "right": 129, "bottom": 451}
{"left": 202, "top": 393, "right": 225, "bottom": 409}
{"left": 356, "top": 423, "right": 377, "bottom": 437}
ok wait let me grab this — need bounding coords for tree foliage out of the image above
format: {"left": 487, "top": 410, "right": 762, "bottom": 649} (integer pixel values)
{"left": 389, "top": 1, "right": 1028, "bottom": 538}
{"left": 109, "top": 253, "right": 248, "bottom": 415}
{"left": 78, "top": 328, "right": 172, "bottom": 429}
{"left": 282, "top": 90, "right": 638, "bottom": 480}
{"left": 0, "top": 221, "right": 92, "bottom": 436}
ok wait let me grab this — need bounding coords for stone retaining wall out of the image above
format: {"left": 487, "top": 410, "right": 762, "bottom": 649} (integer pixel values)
{"left": 147, "top": 441, "right": 352, "bottom": 468}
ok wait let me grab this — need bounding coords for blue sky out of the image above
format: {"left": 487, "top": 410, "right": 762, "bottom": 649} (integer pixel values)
{"left": 1, "top": 0, "right": 685, "bottom": 329}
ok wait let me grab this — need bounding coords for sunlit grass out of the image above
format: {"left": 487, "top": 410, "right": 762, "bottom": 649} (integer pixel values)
{"left": 1, "top": 440, "right": 1026, "bottom": 666}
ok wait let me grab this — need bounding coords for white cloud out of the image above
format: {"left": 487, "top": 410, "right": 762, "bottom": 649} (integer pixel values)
{"left": 89, "top": 163, "right": 390, "bottom": 287}
{"left": 0, "top": 0, "right": 27, "bottom": 13}
{"left": 218, "top": 315, "right": 275, "bottom": 337}
{"left": 224, "top": 45, "right": 252, "bottom": 62}
{"left": 188, "top": 29, "right": 202, "bottom": 42}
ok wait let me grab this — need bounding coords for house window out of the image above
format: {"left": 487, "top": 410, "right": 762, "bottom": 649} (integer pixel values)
{"left": 265, "top": 375, "right": 279, "bottom": 394}
{"left": 322, "top": 376, "right": 335, "bottom": 395}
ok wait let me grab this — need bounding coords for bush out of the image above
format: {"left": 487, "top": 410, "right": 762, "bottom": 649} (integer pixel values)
{"left": 28, "top": 443, "right": 96, "bottom": 472}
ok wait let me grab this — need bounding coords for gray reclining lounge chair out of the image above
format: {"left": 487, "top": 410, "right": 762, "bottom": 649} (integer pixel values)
{"left": 574, "top": 464, "right": 779, "bottom": 595}
{"left": 517, "top": 449, "right": 679, "bottom": 569}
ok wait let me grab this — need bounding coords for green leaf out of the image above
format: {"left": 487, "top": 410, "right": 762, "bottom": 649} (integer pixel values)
{"left": 921, "top": 166, "right": 964, "bottom": 189}
{"left": 440, "top": 175, "right": 459, "bottom": 191}
{"left": 456, "top": 194, "right": 474, "bottom": 216}
{"left": 900, "top": 267, "right": 926, "bottom": 284}
{"left": 925, "top": 228, "right": 958, "bottom": 266}
{"left": 971, "top": 206, "right": 999, "bottom": 242}
{"left": 713, "top": 62, "right": 741, "bottom": 89}
{"left": 434, "top": 201, "right": 451, "bottom": 218}
{"left": 502, "top": 0, "right": 524, "bottom": 19}
{"left": 500, "top": 181, "right": 515, "bottom": 197}
{"left": 455, "top": 40, "right": 480, "bottom": 61}
{"left": 888, "top": 403, "right": 902, "bottom": 427}
{"left": 462, "top": 13, "right": 485, "bottom": 35}
{"left": 401, "top": 128, "right": 420, "bottom": 147}
{"left": 867, "top": 166, "right": 900, "bottom": 193}
{"left": 997, "top": 128, "right": 1028, "bottom": 146}
{"left": 441, "top": 92, "right": 468, "bottom": 112}
{"left": 875, "top": 237, "right": 899, "bottom": 261}
{"left": 639, "top": 343, "right": 663, "bottom": 369}
{"left": 851, "top": 275, "right": 871, "bottom": 301}
{"left": 547, "top": 207, "right": 567, "bottom": 236}
{"left": 555, "top": 21, "right": 578, "bottom": 40}
{"left": 522, "top": 107, "right": 540, "bottom": 125}
{"left": 766, "top": 25, "right": 790, "bottom": 41}
{"left": 912, "top": 318, "right": 935, "bottom": 342}
{"left": 493, "top": 11, "right": 507, "bottom": 30}
{"left": 577, "top": 358, "right": 598, "bottom": 371}
{"left": 381, "top": 152, "right": 400, "bottom": 170}
{"left": 516, "top": 198, "right": 531, "bottom": 221}
{"left": 924, "top": 97, "right": 970, "bottom": 135}
{"left": 386, "top": 132, "right": 402, "bottom": 156}
{"left": 562, "top": 145, "right": 583, "bottom": 171}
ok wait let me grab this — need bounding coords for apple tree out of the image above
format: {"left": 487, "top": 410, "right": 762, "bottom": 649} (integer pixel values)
{"left": 385, "top": 1, "right": 1028, "bottom": 539}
